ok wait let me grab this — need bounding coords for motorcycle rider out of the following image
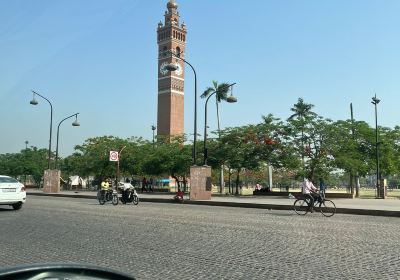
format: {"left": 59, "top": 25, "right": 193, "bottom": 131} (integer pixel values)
{"left": 121, "top": 180, "right": 134, "bottom": 204}
{"left": 101, "top": 179, "right": 109, "bottom": 191}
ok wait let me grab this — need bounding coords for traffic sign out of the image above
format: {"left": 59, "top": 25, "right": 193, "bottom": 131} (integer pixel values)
{"left": 109, "top": 151, "right": 119, "bottom": 162}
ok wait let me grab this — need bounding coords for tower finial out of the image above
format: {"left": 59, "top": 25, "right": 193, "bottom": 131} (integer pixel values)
{"left": 167, "top": 0, "right": 178, "bottom": 9}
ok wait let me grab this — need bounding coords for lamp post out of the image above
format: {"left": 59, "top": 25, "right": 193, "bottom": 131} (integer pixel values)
{"left": 203, "top": 83, "right": 237, "bottom": 166}
{"left": 166, "top": 51, "right": 198, "bottom": 165}
{"left": 30, "top": 90, "right": 53, "bottom": 170}
{"left": 55, "top": 113, "right": 80, "bottom": 169}
{"left": 24, "top": 140, "right": 29, "bottom": 185}
{"left": 371, "top": 94, "right": 380, "bottom": 198}
{"left": 151, "top": 125, "right": 156, "bottom": 147}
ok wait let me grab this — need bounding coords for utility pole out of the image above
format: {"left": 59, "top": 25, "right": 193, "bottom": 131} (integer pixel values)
{"left": 350, "top": 103, "right": 360, "bottom": 198}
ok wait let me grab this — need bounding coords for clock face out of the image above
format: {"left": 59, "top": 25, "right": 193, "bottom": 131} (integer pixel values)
{"left": 174, "top": 63, "right": 182, "bottom": 76}
{"left": 160, "top": 62, "right": 182, "bottom": 76}
{"left": 160, "top": 62, "right": 169, "bottom": 76}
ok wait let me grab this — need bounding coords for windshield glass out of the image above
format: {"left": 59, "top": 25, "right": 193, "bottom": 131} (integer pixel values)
{"left": 0, "top": 177, "right": 18, "bottom": 183}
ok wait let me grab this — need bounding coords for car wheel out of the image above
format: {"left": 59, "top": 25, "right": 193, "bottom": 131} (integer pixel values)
{"left": 12, "top": 202, "right": 23, "bottom": 210}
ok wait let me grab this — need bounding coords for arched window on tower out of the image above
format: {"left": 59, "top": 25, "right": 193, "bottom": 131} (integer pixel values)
{"left": 163, "top": 46, "right": 168, "bottom": 57}
{"left": 176, "top": 46, "right": 181, "bottom": 57}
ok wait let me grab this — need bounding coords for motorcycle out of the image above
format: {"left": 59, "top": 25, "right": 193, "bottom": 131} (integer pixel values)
{"left": 118, "top": 183, "right": 139, "bottom": 205}
{"left": 97, "top": 188, "right": 118, "bottom": 205}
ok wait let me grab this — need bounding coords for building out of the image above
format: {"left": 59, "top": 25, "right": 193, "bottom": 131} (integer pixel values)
{"left": 157, "top": 0, "right": 187, "bottom": 136}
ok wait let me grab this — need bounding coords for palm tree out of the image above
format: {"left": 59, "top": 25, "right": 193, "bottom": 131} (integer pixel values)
{"left": 201, "top": 81, "right": 232, "bottom": 193}
{"left": 201, "top": 81, "right": 232, "bottom": 137}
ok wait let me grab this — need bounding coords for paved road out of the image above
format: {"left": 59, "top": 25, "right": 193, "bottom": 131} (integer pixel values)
{"left": 1, "top": 196, "right": 400, "bottom": 279}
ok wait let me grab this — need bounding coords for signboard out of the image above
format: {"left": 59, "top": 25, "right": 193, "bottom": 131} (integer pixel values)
{"left": 109, "top": 151, "right": 119, "bottom": 162}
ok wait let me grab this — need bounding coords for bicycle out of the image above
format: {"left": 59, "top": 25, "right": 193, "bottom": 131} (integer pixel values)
{"left": 293, "top": 193, "right": 336, "bottom": 217}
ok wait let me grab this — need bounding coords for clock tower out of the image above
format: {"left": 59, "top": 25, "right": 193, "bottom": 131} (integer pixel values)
{"left": 157, "top": 0, "right": 187, "bottom": 137}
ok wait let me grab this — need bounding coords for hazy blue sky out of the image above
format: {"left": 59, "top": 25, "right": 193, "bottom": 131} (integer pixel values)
{"left": 1, "top": 0, "right": 399, "bottom": 156}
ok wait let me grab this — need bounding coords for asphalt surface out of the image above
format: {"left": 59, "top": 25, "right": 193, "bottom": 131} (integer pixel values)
{"left": 1, "top": 196, "right": 400, "bottom": 279}
{"left": 27, "top": 190, "right": 400, "bottom": 217}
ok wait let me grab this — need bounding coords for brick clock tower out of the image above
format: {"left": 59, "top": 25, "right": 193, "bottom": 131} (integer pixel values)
{"left": 157, "top": 0, "right": 187, "bottom": 136}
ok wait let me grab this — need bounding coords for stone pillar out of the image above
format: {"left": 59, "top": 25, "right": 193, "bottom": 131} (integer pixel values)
{"left": 379, "top": 179, "right": 387, "bottom": 199}
{"left": 190, "top": 166, "right": 212, "bottom": 200}
{"left": 43, "top": 169, "right": 61, "bottom": 193}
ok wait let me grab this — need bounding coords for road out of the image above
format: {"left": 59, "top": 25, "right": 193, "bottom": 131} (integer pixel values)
{"left": 1, "top": 196, "right": 399, "bottom": 279}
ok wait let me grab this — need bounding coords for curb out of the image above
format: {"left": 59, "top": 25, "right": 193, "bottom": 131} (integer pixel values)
{"left": 27, "top": 192, "right": 400, "bottom": 217}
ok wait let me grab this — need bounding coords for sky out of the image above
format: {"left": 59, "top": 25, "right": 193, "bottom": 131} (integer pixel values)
{"left": 1, "top": 0, "right": 400, "bottom": 157}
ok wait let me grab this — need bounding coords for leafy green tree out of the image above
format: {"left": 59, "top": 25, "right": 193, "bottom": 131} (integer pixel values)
{"left": 0, "top": 147, "right": 48, "bottom": 186}
{"left": 216, "top": 126, "right": 264, "bottom": 195}
{"left": 329, "top": 120, "right": 375, "bottom": 179}
{"left": 141, "top": 135, "right": 191, "bottom": 190}
{"left": 69, "top": 136, "right": 131, "bottom": 179}
{"left": 287, "top": 98, "right": 318, "bottom": 174}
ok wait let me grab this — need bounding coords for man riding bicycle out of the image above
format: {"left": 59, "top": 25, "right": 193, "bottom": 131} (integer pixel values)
{"left": 302, "top": 178, "right": 319, "bottom": 213}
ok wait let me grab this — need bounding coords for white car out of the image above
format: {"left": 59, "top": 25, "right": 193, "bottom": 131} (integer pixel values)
{"left": 0, "top": 175, "right": 26, "bottom": 210}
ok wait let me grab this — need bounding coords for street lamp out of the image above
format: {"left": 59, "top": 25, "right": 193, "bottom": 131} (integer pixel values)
{"left": 30, "top": 90, "right": 53, "bottom": 170}
{"left": 25, "top": 140, "right": 29, "bottom": 150}
{"left": 166, "top": 51, "right": 198, "bottom": 165}
{"left": 55, "top": 113, "right": 80, "bottom": 169}
{"left": 151, "top": 125, "right": 156, "bottom": 147}
{"left": 203, "top": 83, "right": 237, "bottom": 166}
{"left": 371, "top": 94, "right": 380, "bottom": 198}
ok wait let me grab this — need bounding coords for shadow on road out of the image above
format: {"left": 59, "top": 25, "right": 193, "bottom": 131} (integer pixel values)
{"left": 262, "top": 210, "right": 294, "bottom": 217}
{"left": 0, "top": 206, "right": 15, "bottom": 211}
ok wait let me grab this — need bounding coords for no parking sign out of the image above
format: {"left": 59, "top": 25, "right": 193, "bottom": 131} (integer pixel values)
{"left": 109, "top": 151, "right": 119, "bottom": 162}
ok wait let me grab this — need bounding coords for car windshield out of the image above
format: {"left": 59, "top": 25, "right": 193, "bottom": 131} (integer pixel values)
{"left": 0, "top": 177, "right": 18, "bottom": 183}
{"left": 1, "top": 1, "right": 400, "bottom": 279}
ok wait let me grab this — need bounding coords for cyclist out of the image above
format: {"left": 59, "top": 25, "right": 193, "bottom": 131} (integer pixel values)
{"left": 302, "top": 178, "right": 319, "bottom": 212}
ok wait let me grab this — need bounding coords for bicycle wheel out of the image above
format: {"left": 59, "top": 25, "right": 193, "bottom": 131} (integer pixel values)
{"left": 133, "top": 195, "right": 139, "bottom": 205}
{"left": 98, "top": 191, "right": 106, "bottom": 205}
{"left": 294, "top": 199, "right": 309, "bottom": 215}
{"left": 112, "top": 194, "right": 119, "bottom": 205}
{"left": 319, "top": 199, "right": 336, "bottom": 217}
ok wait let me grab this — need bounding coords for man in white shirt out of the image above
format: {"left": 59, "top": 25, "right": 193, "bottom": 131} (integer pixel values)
{"left": 302, "top": 178, "right": 319, "bottom": 212}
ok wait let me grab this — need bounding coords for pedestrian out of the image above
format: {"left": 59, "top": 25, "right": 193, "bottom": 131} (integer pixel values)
{"left": 148, "top": 178, "right": 154, "bottom": 192}
{"left": 141, "top": 177, "right": 148, "bottom": 193}
{"left": 319, "top": 178, "right": 326, "bottom": 199}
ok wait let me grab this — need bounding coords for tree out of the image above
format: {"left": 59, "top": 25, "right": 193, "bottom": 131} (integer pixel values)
{"left": 68, "top": 136, "right": 133, "bottom": 179}
{"left": 216, "top": 126, "right": 264, "bottom": 195}
{"left": 201, "top": 81, "right": 233, "bottom": 137}
{"left": 141, "top": 135, "right": 191, "bottom": 191}
{"left": 201, "top": 80, "right": 234, "bottom": 193}
{"left": 0, "top": 147, "right": 48, "bottom": 186}
{"left": 287, "top": 98, "right": 318, "bottom": 174}
{"left": 329, "top": 120, "right": 374, "bottom": 178}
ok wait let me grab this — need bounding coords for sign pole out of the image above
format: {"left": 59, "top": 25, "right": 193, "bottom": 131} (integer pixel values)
{"left": 116, "top": 146, "right": 126, "bottom": 186}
